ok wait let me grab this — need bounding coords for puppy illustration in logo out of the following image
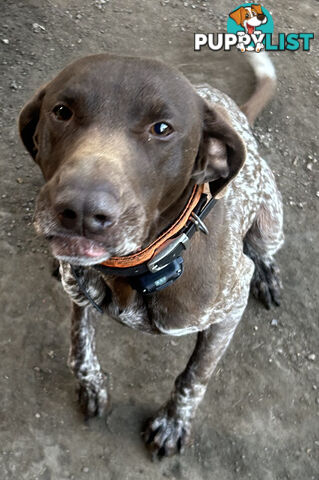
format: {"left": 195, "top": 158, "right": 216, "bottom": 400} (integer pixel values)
{"left": 229, "top": 4, "right": 268, "bottom": 52}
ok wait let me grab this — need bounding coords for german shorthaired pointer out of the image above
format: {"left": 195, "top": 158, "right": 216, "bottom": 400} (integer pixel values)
{"left": 19, "top": 52, "right": 283, "bottom": 458}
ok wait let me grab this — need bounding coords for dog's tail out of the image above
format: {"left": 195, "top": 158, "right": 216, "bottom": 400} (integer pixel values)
{"left": 240, "top": 52, "right": 276, "bottom": 126}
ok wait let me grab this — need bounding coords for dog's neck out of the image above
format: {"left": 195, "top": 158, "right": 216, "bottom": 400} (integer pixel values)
{"left": 102, "top": 180, "right": 199, "bottom": 309}
{"left": 143, "top": 181, "right": 196, "bottom": 248}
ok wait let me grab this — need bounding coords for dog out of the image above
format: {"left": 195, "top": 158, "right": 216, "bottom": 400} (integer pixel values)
{"left": 229, "top": 4, "right": 268, "bottom": 52}
{"left": 19, "top": 51, "right": 283, "bottom": 458}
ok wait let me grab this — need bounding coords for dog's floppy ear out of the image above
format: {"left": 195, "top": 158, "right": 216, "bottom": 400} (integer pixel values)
{"left": 251, "top": 4, "right": 263, "bottom": 15}
{"left": 18, "top": 86, "right": 47, "bottom": 160}
{"left": 229, "top": 6, "right": 245, "bottom": 26}
{"left": 192, "top": 102, "right": 246, "bottom": 199}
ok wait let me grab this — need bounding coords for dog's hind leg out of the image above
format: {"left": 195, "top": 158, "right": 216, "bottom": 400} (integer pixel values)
{"left": 68, "top": 303, "right": 110, "bottom": 418}
{"left": 244, "top": 240, "right": 282, "bottom": 309}
{"left": 244, "top": 163, "right": 284, "bottom": 309}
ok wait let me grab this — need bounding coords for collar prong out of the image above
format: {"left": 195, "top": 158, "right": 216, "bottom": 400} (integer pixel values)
{"left": 190, "top": 212, "right": 209, "bottom": 235}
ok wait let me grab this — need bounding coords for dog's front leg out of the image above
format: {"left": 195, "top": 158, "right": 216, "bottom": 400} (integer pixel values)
{"left": 143, "top": 317, "right": 241, "bottom": 458}
{"left": 69, "top": 302, "right": 110, "bottom": 418}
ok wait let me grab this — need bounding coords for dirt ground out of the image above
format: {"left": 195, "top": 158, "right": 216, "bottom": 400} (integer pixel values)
{"left": 0, "top": 0, "right": 318, "bottom": 479}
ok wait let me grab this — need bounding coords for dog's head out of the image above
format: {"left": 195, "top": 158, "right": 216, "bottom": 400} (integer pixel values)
{"left": 229, "top": 4, "right": 267, "bottom": 34}
{"left": 19, "top": 54, "right": 245, "bottom": 266}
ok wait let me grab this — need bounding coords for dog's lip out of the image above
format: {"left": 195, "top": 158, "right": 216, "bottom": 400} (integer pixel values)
{"left": 46, "top": 234, "right": 110, "bottom": 261}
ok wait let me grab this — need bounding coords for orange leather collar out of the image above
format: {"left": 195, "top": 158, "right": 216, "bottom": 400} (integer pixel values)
{"left": 100, "top": 184, "right": 205, "bottom": 269}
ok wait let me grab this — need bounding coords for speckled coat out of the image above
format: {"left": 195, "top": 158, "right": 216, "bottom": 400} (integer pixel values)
{"left": 58, "top": 84, "right": 283, "bottom": 456}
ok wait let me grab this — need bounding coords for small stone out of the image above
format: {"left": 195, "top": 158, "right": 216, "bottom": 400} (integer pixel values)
{"left": 316, "top": 191, "right": 319, "bottom": 198}
{"left": 271, "top": 319, "right": 278, "bottom": 327}
{"left": 16, "top": 177, "right": 23, "bottom": 184}
{"left": 2, "top": 39, "right": 9, "bottom": 44}
{"left": 313, "top": 385, "right": 317, "bottom": 390}
{"left": 254, "top": 325, "right": 258, "bottom": 331}
{"left": 10, "top": 81, "right": 18, "bottom": 90}
{"left": 32, "top": 23, "right": 46, "bottom": 33}
{"left": 35, "top": 412, "right": 41, "bottom": 418}
{"left": 306, "top": 163, "right": 313, "bottom": 171}
{"left": 307, "top": 353, "right": 316, "bottom": 361}
{"left": 82, "top": 467, "right": 89, "bottom": 473}
{"left": 268, "top": 358, "right": 273, "bottom": 363}
{"left": 33, "top": 366, "right": 40, "bottom": 372}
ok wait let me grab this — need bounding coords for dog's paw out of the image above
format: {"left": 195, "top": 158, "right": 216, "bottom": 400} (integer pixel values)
{"left": 142, "top": 407, "right": 191, "bottom": 458}
{"left": 251, "top": 259, "right": 282, "bottom": 310}
{"left": 78, "top": 383, "right": 110, "bottom": 419}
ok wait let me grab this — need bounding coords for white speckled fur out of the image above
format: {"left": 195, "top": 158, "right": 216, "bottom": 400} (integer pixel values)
{"left": 69, "top": 303, "right": 109, "bottom": 417}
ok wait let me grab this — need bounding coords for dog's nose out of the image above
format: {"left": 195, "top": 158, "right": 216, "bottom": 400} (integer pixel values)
{"left": 54, "top": 189, "right": 119, "bottom": 236}
{"left": 257, "top": 14, "right": 265, "bottom": 21}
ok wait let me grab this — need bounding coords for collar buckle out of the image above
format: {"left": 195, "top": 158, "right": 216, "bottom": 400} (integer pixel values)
{"left": 147, "top": 233, "right": 189, "bottom": 273}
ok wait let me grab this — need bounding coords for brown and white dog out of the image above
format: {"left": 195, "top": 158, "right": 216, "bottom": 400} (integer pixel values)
{"left": 19, "top": 52, "right": 283, "bottom": 458}
{"left": 229, "top": 4, "right": 268, "bottom": 52}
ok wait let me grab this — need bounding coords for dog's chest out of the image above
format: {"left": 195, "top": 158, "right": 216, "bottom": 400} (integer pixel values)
{"left": 103, "top": 242, "right": 254, "bottom": 337}
{"left": 102, "top": 277, "right": 159, "bottom": 334}
{"left": 102, "top": 274, "right": 218, "bottom": 336}
{"left": 104, "top": 282, "right": 205, "bottom": 336}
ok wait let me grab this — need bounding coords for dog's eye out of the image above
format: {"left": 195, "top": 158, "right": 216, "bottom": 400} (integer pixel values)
{"left": 149, "top": 122, "right": 173, "bottom": 137}
{"left": 52, "top": 104, "right": 73, "bottom": 121}
{"left": 245, "top": 13, "right": 249, "bottom": 18}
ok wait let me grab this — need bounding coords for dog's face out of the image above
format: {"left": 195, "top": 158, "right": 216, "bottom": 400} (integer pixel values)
{"left": 19, "top": 54, "right": 245, "bottom": 266}
{"left": 229, "top": 4, "right": 267, "bottom": 34}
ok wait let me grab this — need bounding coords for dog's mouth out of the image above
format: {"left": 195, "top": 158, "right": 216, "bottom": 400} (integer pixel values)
{"left": 46, "top": 234, "right": 111, "bottom": 264}
{"left": 246, "top": 24, "right": 255, "bottom": 35}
